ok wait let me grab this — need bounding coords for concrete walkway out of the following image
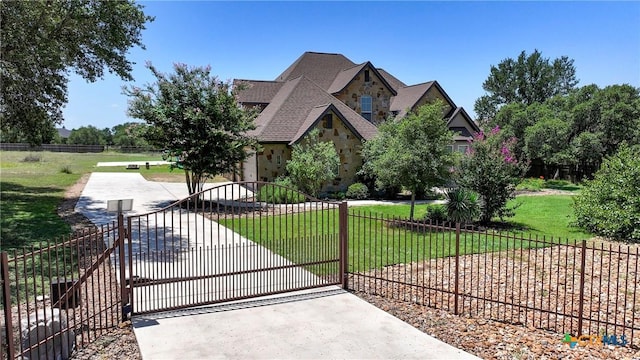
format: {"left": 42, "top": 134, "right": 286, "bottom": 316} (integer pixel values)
{"left": 77, "top": 172, "right": 479, "bottom": 359}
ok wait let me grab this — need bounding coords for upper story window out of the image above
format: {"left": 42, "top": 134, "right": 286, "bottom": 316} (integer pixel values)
{"left": 364, "top": 70, "right": 370, "bottom": 82}
{"left": 360, "top": 95, "right": 372, "bottom": 122}
{"left": 322, "top": 114, "right": 333, "bottom": 129}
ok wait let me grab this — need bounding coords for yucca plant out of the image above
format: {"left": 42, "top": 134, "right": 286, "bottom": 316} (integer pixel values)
{"left": 445, "top": 188, "right": 480, "bottom": 225}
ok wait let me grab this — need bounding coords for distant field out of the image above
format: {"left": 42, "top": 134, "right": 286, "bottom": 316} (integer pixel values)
{"left": 0, "top": 151, "right": 171, "bottom": 249}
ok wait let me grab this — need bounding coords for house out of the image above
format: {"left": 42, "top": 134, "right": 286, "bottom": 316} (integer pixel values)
{"left": 235, "top": 52, "right": 479, "bottom": 192}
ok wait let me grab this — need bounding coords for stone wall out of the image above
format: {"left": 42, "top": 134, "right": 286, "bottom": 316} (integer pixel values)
{"left": 249, "top": 110, "right": 365, "bottom": 193}
{"left": 313, "top": 110, "right": 365, "bottom": 193}
{"left": 332, "top": 66, "right": 395, "bottom": 125}
{"left": 412, "top": 85, "right": 454, "bottom": 118}
{"left": 255, "top": 143, "right": 290, "bottom": 182}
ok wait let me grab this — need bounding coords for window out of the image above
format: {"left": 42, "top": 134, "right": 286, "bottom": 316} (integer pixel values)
{"left": 360, "top": 95, "right": 372, "bottom": 122}
{"left": 323, "top": 114, "right": 333, "bottom": 129}
{"left": 457, "top": 145, "right": 469, "bottom": 154}
{"left": 364, "top": 70, "right": 370, "bottom": 82}
{"left": 276, "top": 154, "right": 282, "bottom": 166}
{"left": 445, "top": 145, "right": 454, "bottom": 153}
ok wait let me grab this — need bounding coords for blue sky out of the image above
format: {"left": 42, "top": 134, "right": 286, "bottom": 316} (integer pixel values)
{"left": 62, "top": 1, "right": 640, "bottom": 130}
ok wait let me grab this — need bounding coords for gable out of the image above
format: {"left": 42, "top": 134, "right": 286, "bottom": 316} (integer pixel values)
{"left": 448, "top": 107, "right": 480, "bottom": 139}
{"left": 327, "top": 62, "right": 397, "bottom": 96}
{"left": 249, "top": 76, "right": 377, "bottom": 143}
{"left": 391, "top": 81, "right": 457, "bottom": 119}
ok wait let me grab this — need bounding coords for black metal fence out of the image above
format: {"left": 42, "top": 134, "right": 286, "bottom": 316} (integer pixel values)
{"left": 346, "top": 211, "right": 640, "bottom": 348}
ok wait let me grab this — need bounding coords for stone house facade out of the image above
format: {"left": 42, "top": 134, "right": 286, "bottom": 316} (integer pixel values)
{"left": 235, "top": 52, "right": 480, "bottom": 193}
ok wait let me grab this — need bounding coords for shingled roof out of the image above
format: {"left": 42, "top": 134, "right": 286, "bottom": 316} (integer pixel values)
{"left": 376, "top": 68, "right": 407, "bottom": 92}
{"left": 248, "top": 76, "right": 378, "bottom": 143}
{"left": 390, "top": 81, "right": 458, "bottom": 118}
{"left": 233, "top": 80, "right": 284, "bottom": 104}
{"left": 275, "top": 52, "right": 356, "bottom": 90}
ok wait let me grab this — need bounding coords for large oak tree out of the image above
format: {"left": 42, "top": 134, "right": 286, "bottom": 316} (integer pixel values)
{"left": 1, "top": 0, "right": 153, "bottom": 144}
{"left": 474, "top": 50, "right": 578, "bottom": 124}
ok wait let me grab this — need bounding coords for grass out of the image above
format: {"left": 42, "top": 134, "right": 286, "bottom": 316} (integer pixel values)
{"left": 220, "top": 194, "right": 592, "bottom": 273}
{"left": 507, "top": 195, "right": 592, "bottom": 240}
{"left": 516, "top": 178, "right": 582, "bottom": 192}
{"left": 0, "top": 151, "right": 169, "bottom": 250}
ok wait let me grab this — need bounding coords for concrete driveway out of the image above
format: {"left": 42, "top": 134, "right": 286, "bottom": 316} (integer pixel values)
{"left": 77, "top": 172, "right": 479, "bottom": 359}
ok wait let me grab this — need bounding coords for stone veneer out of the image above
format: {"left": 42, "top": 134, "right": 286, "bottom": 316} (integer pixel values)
{"left": 251, "top": 109, "right": 364, "bottom": 193}
{"left": 332, "top": 66, "right": 394, "bottom": 125}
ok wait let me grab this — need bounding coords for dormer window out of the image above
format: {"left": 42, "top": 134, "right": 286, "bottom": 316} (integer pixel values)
{"left": 360, "top": 95, "right": 372, "bottom": 121}
{"left": 364, "top": 70, "right": 370, "bottom": 82}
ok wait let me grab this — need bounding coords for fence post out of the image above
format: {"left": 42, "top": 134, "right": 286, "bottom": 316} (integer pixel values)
{"left": 117, "top": 214, "right": 129, "bottom": 320}
{"left": 577, "top": 240, "right": 587, "bottom": 336}
{"left": 1, "top": 252, "right": 16, "bottom": 359}
{"left": 339, "top": 202, "right": 349, "bottom": 290}
{"left": 454, "top": 223, "right": 461, "bottom": 315}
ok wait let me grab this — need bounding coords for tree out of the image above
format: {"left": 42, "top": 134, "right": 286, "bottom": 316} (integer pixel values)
{"left": 67, "top": 126, "right": 107, "bottom": 145}
{"left": 286, "top": 129, "right": 340, "bottom": 197}
{"left": 361, "top": 101, "right": 455, "bottom": 220}
{"left": 487, "top": 84, "right": 640, "bottom": 180}
{"left": 457, "top": 127, "right": 528, "bottom": 224}
{"left": 1, "top": 0, "right": 153, "bottom": 144}
{"left": 474, "top": 50, "right": 578, "bottom": 124}
{"left": 574, "top": 144, "right": 640, "bottom": 242}
{"left": 126, "top": 63, "right": 257, "bottom": 195}
{"left": 112, "top": 122, "right": 151, "bottom": 149}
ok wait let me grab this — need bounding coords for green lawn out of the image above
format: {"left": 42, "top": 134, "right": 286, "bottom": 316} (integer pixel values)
{"left": 0, "top": 151, "right": 169, "bottom": 249}
{"left": 220, "top": 194, "right": 592, "bottom": 273}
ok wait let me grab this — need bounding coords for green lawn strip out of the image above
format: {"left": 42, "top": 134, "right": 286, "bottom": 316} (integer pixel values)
{"left": 221, "top": 208, "right": 524, "bottom": 273}
{"left": 507, "top": 195, "right": 592, "bottom": 240}
{"left": 219, "top": 195, "right": 591, "bottom": 273}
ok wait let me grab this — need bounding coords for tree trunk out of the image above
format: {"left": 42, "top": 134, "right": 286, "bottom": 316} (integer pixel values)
{"left": 185, "top": 170, "right": 193, "bottom": 195}
{"left": 409, "top": 190, "right": 416, "bottom": 221}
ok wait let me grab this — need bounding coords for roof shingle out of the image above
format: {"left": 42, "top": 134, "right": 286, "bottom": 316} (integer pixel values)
{"left": 249, "top": 76, "right": 377, "bottom": 143}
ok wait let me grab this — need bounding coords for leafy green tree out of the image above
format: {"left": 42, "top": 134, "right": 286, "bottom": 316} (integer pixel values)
{"left": 362, "top": 101, "right": 455, "bottom": 220}
{"left": 488, "top": 84, "right": 640, "bottom": 180}
{"left": 474, "top": 50, "right": 578, "bottom": 124}
{"left": 126, "top": 63, "right": 257, "bottom": 195}
{"left": 574, "top": 144, "right": 640, "bottom": 242}
{"left": 112, "top": 122, "right": 150, "bottom": 148}
{"left": 286, "top": 129, "right": 340, "bottom": 197}
{"left": 67, "top": 126, "right": 106, "bottom": 145}
{"left": 457, "top": 127, "right": 528, "bottom": 224}
{"left": 1, "top": 0, "right": 153, "bottom": 144}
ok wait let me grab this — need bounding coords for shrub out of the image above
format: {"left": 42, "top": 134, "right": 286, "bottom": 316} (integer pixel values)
{"left": 424, "top": 205, "right": 447, "bottom": 224}
{"left": 346, "top": 183, "right": 369, "bottom": 200}
{"left": 445, "top": 188, "right": 480, "bottom": 224}
{"left": 286, "top": 129, "right": 339, "bottom": 197}
{"left": 60, "top": 166, "right": 73, "bottom": 174}
{"left": 257, "top": 177, "right": 306, "bottom": 204}
{"left": 574, "top": 144, "right": 640, "bottom": 242}
{"left": 516, "top": 178, "right": 545, "bottom": 191}
{"left": 457, "top": 126, "right": 528, "bottom": 224}
{"left": 330, "top": 191, "right": 346, "bottom": 201}
{"left": 22, "top": 154, "right": 41, "bottom": 162}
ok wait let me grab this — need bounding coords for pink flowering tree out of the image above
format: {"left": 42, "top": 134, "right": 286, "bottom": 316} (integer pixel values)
{"left": 457, "top": 126, "right": 528, "bottom": 224}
